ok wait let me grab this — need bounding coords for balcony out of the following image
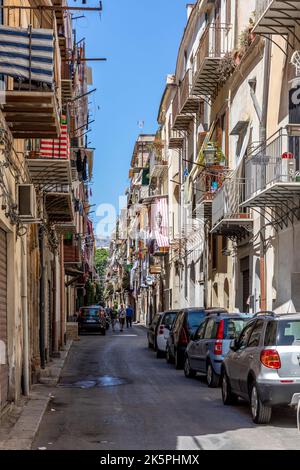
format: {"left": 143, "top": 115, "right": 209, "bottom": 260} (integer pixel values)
{"left": 64, "top": 243, "right": 81, "bottom": 264}
{"left": 168, "top": 129, "right": 184, "bottom": 149}
{"left": 2, "top": 90, "right": 60, "bottom": 139}
{"left": 61, "top": 63, "right": 73, "bottom": 103}
{"left": 241, "top": 128, "right": 300, "bottom": 226}
{"left": 26, "top": 124, "right": 71, "bottom": 187}
{"left": 192, "top": 23, "right": 231, "bottom": 97}
{"left": 172, "top": 88, "right": 192, "bottom": 131}
{"left": 253, "top": 0, "right": 300, "bottom": 36}
{"left": 211, "top": 178, "right": 253, "bottom": 239}
{"left": 194, "top": 191, "right": 214, "bottom": 224}
{"left": 44, "top": 185, "right": 74, "bottom": 224}
{"left": 180, "top": 69, "right": 202, "bottom": 114}
{"left": 0, "top": 24, "right": 61, "bottom": 138}
{"left": 149, "top": 147, "right": 168, "bottom": 180}
{"left": 138, "top": 186, "right": 150, "bottom": 203}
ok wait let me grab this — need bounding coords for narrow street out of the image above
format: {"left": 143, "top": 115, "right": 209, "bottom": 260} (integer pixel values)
{"left": 33, "top": 327, "right": 300, "bottom": 451}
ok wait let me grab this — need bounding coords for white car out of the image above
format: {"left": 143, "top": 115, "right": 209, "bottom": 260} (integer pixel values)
{"left": 156, "top": 311, "right": 179, "bottom": 358}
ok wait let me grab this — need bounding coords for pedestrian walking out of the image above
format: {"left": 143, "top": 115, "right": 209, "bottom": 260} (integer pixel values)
{"left": 110, "top": 305, "right": 118, "bottom": 332}
{"left": 118, "top": 304, "right": 126, "bottom": 332}
{"left": 126, "top": 304, "right": 134, "bottom": 328}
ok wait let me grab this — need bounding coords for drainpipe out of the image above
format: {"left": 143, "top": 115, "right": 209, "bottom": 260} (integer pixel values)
{"left": 260, "top": 38, "right": 271, "bottom": 311}
{"left": 39, "top": 226, "right": 46, "bottom": 369}
{"left": 21, "top": 235, "right": 29, "bottom": 396}
{"left": 248, "top": 38, "right": 271, "bottom": 311}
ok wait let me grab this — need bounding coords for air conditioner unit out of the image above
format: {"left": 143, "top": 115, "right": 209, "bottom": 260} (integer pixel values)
{"left": 18, "top": 184, "right": 37, "bottom": 222}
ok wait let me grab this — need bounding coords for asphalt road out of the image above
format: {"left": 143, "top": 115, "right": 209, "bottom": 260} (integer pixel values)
{"left": 33, "top": 326, "right": 300, "bottom": 450}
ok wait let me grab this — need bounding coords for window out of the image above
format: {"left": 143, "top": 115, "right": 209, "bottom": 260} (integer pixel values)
{"left": 264, "top": 321, "right": 277, "bottom": 346}
{"left": 224, "top": 319, "right": 249, "bottom": 340}
{"left": 277, "top": 320, "right": 300, "bottom": 346}
{"left": 163, "top": 312, "right": 177, "bottom": 329}
{"left": 204, "top": 318, "right": 217, "bottom": 339}
{"left": 248, "top": 320, "right": 264, "bottom": 348}
{"left": 237, "top": 322, "right": 255, "bottom": 350}
{"left": 196, "top": 320, "right": 207, "bottom": 340}
{"left": 187, "top": 311, "right": 206, "bottom": 331}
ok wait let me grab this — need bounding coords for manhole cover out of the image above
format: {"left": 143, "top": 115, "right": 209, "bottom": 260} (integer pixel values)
{"left": 58, "top": 376, "right": 129, "bottom": 389}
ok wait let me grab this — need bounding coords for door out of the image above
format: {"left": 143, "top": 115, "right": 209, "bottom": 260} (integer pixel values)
{"left": 227, "top": 320, "right": 256, "bottom": 393}
{"left": 238, "top": 320, "right": 265, "bottom": 394}
{"left": 0, "top": 229, "right": 7, "bottom": 410}
{"left": 241, "top": 257, "right": 250, "bottom": 312}
{"left": 189, "top": 319, "right": 207, "bottom": 370}
{"left": 198, "top": 318, "right": 216, "bottom": 372}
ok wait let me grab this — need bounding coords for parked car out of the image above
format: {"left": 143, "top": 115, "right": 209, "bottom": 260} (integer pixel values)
{"left": 77, "top": 306, "right": 106, "bottom": 335}
{"left": 221, "top": 312, "right": 300, "bottom": 424}
{"left": 155, "top": 310, "right": 180, "bottom": 358}
{"left": 147, "top": 313, "right": 163, "bottom": 349}
{"left": 184, "top": 312, "right": 253, "bottom": 387}
{"left": 166, "top": 308, "right": 227, "bottom": 369}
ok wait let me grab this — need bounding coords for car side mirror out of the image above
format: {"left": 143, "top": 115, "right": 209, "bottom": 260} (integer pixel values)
{"left": 230, "top": 339, "right": 238, "bottom": 351}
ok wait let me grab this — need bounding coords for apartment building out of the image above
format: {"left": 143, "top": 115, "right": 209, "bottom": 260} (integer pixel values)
{"left": 107, "top": 0, "right": 300, "bottom": 324}
{"left": 0, "top": 1, "right": 97, "bottom": 412}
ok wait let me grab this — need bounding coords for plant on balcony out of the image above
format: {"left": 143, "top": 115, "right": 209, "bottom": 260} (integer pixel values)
{"left": 235, "top": 16, "right": 256, "bottom": 65}
{"left": 150, "top": 137, "right": 165, "bottom": 162}
{"left": 217, "top": 52, "right": 236, "bottom": 85}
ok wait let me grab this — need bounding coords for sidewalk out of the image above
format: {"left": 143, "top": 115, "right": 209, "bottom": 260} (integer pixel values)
{"left": 0, "top": 341, "right": 73, "bottom": 450}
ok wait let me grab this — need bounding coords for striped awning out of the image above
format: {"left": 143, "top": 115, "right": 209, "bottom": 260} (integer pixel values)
{"left": 40, "top": 124, "right": 70, "bottom": 159}
{"left": 151, "top": 197, "right": 169, "bottom": 248}
{"left": 0, "top": 25, "right": 54, "bottom": 84}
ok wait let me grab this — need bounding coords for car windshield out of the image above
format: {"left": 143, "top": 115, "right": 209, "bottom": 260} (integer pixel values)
{"left": 224, "top": 319, "right": 250, "bottom": 339}
{"left": 277, "top": 320, "right": 300, "bottom": 346}
{"left": 187, "top": 311, "right": 205, "bottom": 331}
{"left": 163, "top": 313, "right": 177, "bottom": 328}
{"left": 81, "top": 308, "right": 99, "bottom": 317}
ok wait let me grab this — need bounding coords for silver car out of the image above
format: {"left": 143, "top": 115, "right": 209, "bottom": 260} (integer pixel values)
{"left": 221, "top": 312, "right": 300, "bottom": 424}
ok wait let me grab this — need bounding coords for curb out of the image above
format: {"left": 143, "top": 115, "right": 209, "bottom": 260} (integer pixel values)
{"left": 0, "top": 340, "right": 73, "bottom": 450}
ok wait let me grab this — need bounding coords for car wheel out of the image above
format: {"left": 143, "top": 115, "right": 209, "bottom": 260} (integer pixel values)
{"left": 250, "top": 383, "right": 272, "bottom": 424}
{"left": 166, "top": 346, "right": 173, "bottom": 364}
{"left": 175, "top": 350, "right": 183, "bottom": 370}
{"left": 156, "top": 348, "right": 164, "bottom": 359}
{"left": 207, "top": 362, "right": 220, "bottom": 388}
{"left": 184, "top": 356, "right": 196, "bottom": 378}
{"left": 221, "top": 370, "right": 238, "bottom": 405}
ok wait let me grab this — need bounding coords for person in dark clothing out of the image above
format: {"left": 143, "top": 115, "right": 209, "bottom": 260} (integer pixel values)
{"left": 126, "top": 305, "right": 134, "bottom": 328}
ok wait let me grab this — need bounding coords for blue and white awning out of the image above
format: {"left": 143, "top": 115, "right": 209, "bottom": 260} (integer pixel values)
{"left": 0, "top": 25, "right": 54, "bottom": 85}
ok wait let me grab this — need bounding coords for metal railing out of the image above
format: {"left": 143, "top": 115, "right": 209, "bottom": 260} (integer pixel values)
{"left": 244, "top": 128, "right": 300, "bottom": 201}
{"left": 180, "top": 69, "right": 196, "bottom": 109}
{"left": 212, "top": 178, "right": 249, "bottom": 227}
{"left": 255, "top": 0, "right": 272, "bottom": 22}
{"left": 172, "top": 88, "right": 180, "bottom": 125}
{"left": 194, "top": 23, "right": 232, "bottom": 75}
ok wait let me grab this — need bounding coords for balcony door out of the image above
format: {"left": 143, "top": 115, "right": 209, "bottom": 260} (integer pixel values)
{"left": 214, "top": 0, "right": 221, "bottom": 56}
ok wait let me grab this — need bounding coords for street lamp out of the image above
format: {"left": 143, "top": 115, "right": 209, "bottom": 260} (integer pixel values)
{"left": 203, "top": 143, "right": 217, "bottom": 165}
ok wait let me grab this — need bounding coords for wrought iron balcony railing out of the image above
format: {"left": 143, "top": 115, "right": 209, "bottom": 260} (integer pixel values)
{"left": 253, "top": 0, "right": 300, "bottom": 36}
{"left": 192, "top": 23, "right": 232, "bottom": 97}
{"left": 211, "top": 177, "right": 253, "bottom": 238}
{"left": 243, "top": 128, "right": 300, "bottom": 208}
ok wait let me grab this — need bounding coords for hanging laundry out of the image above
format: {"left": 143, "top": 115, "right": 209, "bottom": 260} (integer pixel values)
{"left": 82, "top": 155, "right": 88, "bottom": 181}
{"left": 76, "top": 150, "right": 83, "bottom": 172}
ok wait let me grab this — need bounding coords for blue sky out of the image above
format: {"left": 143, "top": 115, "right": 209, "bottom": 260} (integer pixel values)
{"left": 71, "top": 0, "right": 189, "bottom": 237}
